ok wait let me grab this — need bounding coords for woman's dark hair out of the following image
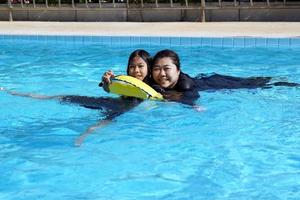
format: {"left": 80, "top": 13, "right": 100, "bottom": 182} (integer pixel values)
{"left": 126, "top": 49, "right": 152, "bottom": 84}
{"left": 152, "top": 49, "right": 181, "bottom": 70}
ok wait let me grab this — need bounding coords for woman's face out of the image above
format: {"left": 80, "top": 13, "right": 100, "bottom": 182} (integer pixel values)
{"left": 152, "top": 57, "right": 180, "bottom": 89}
{"left": 128, "top": 56, "right": 148, "bottom": 81}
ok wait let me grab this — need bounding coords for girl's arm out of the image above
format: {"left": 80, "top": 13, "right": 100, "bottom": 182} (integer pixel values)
{"left": 74, "top": 119, "right": 111, "bottom": 147}
{"left": 1, "top": 87, "right": 61, "bottom": 99}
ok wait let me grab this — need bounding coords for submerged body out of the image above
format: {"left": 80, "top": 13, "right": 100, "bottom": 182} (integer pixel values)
{"left": 151, "top": 72, "right": 299, "bottom": 105}
{"left": 61, "top": 95, "right": 142, "bottom": 120}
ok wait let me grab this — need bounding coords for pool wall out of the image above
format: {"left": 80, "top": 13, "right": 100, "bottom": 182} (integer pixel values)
{"left": 1, "top": 35, "right": 300, "bottom": 48}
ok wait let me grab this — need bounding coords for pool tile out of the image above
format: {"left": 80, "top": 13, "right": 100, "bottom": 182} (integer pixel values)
{"left": 291, "top": 38, "right": 300, "bottom": 47}
{"left": 278, "top": 38, "right": 290, "bottom": 47}
{"left": 117, "top": 36, "right": 129, "bottom": 45}
{"left": 46, "top": 35, "right": 56, "bottom": 42}
{"left": 222, "top": 38, "right": 234, "bottom": 47}
{"left": 91, "top": 36, "right": 102, "bottom": 44}
{"left": 190, "top": 37, "right": 202, "bottom": 46}
{"left": 244, "top": 37, "right": 256, "bottom": 47}
{"left": 255, "top": 38, "right": 267, "bottom": 47}
{"left": 211, "top": 38, "right": 223, "bottom": 47}
{"left": 73, "top": 35, "right": 84, "bottom": 44}
{"left": 2, "top": 35, "right": 300, "bottom": 48}
{"left": 170, "top": 37, "right": 181, "bottom": 46}
{"left": 150, "top": 37, "right": 160, "bottom": 45}
{"left": 202, "top": 37, "right": 212, "bottom": 47}
{"left": 233, "top": 37, "right": 245, "bottom": 47}
{"left": 102, "top": 36, "right": 112, "bottom": 44}
{"left": 180, "top": 37, "right": 192, "bottom": 46}
{"left": 160, "top": 37, "right": 171, "bottom": 46}
{"left": 63, "top": 35, "right": 73, "bottom": 43}
{"left": 111, "top": 36, "right": 121, "bottom": 44}
{"left": 140, "top": 36, "right": 150, "bottom": 44}
{"left": 266, "top": 38, "right": 279, "bottom": 47}
{"left": 36, "top": 35, "right": 44, "bottom": 42}
{"left": 130, "top": 36, "right": 141, "bottom": 45}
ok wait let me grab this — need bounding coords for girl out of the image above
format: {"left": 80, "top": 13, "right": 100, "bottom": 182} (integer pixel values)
{"left": 1, "top": 49, "right": 152, "bottom": 146}
{"left": 100, "top": 49, "right": 152, "bottom": 91}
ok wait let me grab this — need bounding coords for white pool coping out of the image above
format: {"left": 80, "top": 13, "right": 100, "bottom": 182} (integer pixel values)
{"left": 1, "top": 22, "right": 300, "bottom": 38}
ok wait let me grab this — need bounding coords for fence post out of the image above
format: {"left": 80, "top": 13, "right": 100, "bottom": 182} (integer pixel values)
{"left": 8, "top": 0, "right": 13, "bottom": 21}
{"left": 201, "top": 0, "right": 205, "bottom": 22}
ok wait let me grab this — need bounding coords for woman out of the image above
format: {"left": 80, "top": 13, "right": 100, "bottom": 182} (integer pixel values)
{"left": 150, "top": 49, "right": 199, "bottom": 106}
{"left": 150, "top": 49, "right": 299, "bottom": 105}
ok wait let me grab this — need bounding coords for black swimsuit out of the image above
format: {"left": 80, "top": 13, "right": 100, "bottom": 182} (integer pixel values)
{"left": 60, "top": 95, "right": 142, "bottom": 120}
{"left": 151, "top": 72, "right": 299, "bottom": 105}
{"left": 151, "top": 72, "right": 200, "bottom": 106}
{"left": 62, "top": 73, "right": 298, "bottom": 117}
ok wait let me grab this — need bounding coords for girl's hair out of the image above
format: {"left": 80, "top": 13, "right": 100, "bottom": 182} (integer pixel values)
{"left": 126, "top": 49, "right": 152, "bottom": 84}
{"left": 152, "top": 49, "right": 181, "bottom": 70}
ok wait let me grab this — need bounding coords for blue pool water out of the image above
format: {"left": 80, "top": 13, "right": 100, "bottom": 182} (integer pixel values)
{"left": 0, "top": 36, "right": 300, "bottom": 199}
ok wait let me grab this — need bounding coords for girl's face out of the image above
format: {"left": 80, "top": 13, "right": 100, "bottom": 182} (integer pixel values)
{"left": 128, "top": 56, "right": 148, "bottom": 81}
{"left": 152, "top": 57, "right": 180, "bottom": 89}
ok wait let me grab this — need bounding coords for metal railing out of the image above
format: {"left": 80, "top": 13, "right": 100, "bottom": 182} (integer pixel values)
{"left": 1, "top": 0, "right": 300, "bottom": 21}
{"left": 3, "top": 0, "right": 300, "bottom": 8}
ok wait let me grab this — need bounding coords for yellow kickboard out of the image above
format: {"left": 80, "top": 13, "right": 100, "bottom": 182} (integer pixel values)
{"left": 108, "top": 75, "right": 163, "bottom": 100}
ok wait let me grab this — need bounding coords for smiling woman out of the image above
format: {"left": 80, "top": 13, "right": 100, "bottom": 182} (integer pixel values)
{"left": 152, "top": 55, "right": 181, "bottom": 89}
{"left": 150, "top": 49, "right": 199, "bottom": 105}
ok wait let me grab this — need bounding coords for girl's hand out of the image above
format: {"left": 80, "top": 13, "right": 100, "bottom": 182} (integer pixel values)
{"left": 101, "top": 70, "right": 115, "bottom": 93}
{"left": 102, "top": 70, "right": 115, "bottom": 85}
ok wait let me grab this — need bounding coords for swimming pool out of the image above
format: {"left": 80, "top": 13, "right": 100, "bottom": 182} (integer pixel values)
{"left": 1, "top": 35, "right": 300, "bottom": 199}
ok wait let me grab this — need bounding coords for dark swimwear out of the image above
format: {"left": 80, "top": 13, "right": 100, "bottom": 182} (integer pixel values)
{"left": 151, "top": 72, "right": 199, "bottom": 106}
{"left": 194, "top": 73, "right": 299, "bottom": 90}
{"left": 62, "top": 73, "right": 298, "bottom": 118}
{"left": 151, "top": 72, "right": 299, "bottom": 106}
{"left": 60, "top": 95, "right": 142, "bottom": 120}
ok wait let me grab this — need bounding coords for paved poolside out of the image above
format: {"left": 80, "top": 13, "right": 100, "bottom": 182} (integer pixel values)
{"left": 0, "top": 22, "right": 300, "bottom": 37}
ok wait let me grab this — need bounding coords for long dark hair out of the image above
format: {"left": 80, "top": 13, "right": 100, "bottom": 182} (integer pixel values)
{"left": 126, "top": 49, "right": 152, "bottom": 84}
{"left": 152, "top": 49, "right": 181, "bottom": 70}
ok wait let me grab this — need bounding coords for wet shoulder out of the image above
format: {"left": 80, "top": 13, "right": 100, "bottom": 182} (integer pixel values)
{"left": 175, "top": 72, "right": 196, "bottom": 91}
